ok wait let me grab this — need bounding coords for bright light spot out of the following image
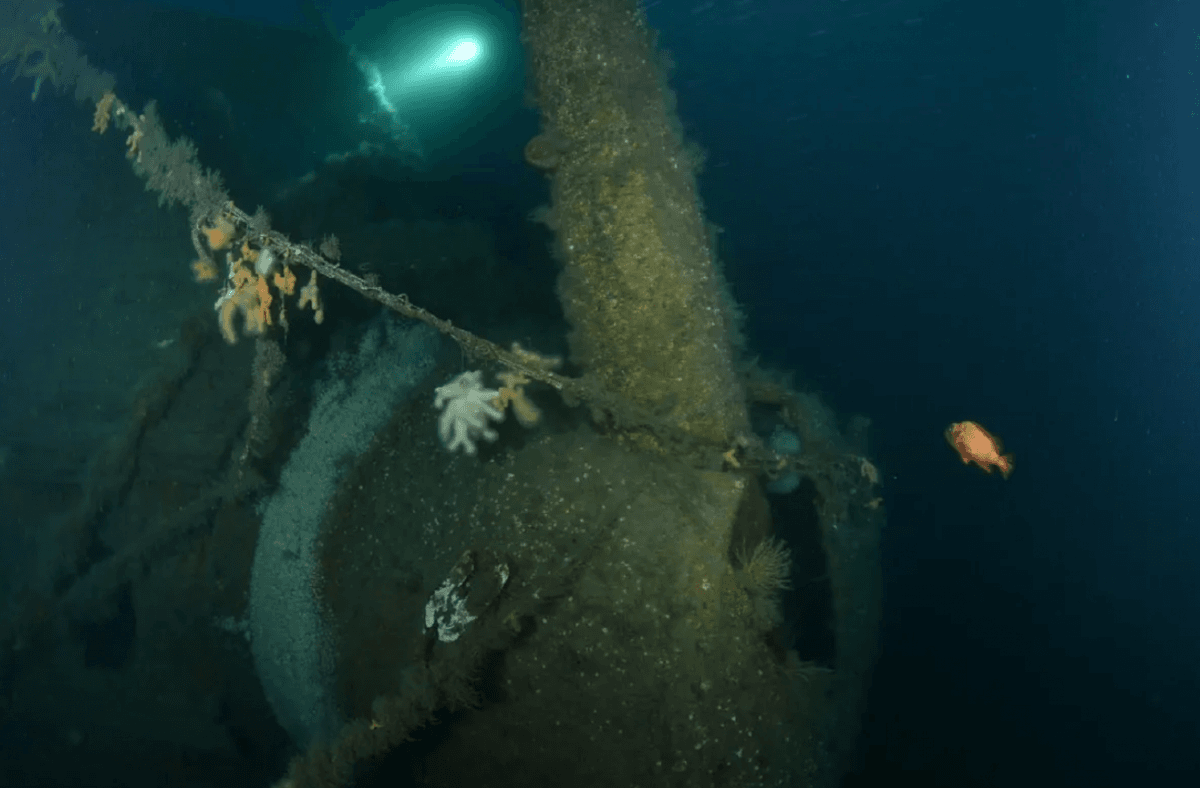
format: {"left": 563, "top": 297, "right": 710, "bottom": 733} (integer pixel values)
{"left": 342, "top": 3, "right": 519, "bottom": 163}
{"left": 446, "top": 40, "right": 478, "bottom": 64}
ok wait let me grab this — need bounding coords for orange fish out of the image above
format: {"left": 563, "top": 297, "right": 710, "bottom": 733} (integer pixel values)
{"left": 945, "top": 421, "right": 1013, "bottom": 479}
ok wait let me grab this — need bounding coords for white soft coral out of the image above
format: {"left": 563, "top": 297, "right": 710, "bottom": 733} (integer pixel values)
{"left": 433, "top": 370, "right": 504, "bottom": 454}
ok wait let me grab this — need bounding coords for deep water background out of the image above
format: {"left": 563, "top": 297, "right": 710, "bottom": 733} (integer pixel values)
{"left": 641, "top": 0, "right": 1199, "bottom": 785}
{"left": 2, "top": 0, "right": 1198, "bottom": 786}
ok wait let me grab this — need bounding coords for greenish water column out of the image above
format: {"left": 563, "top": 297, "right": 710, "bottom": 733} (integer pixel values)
{"left": 522, "top": 0, "right": 749, "bottom": 447}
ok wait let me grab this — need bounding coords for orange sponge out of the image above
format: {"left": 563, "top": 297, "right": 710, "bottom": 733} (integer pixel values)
{"left": 203, "top": 218, "right": 236, "bottom": 251}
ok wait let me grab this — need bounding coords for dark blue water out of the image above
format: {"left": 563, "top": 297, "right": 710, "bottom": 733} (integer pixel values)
{"left": 644, "top": 1, "right": 1199, "bottom": 785}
